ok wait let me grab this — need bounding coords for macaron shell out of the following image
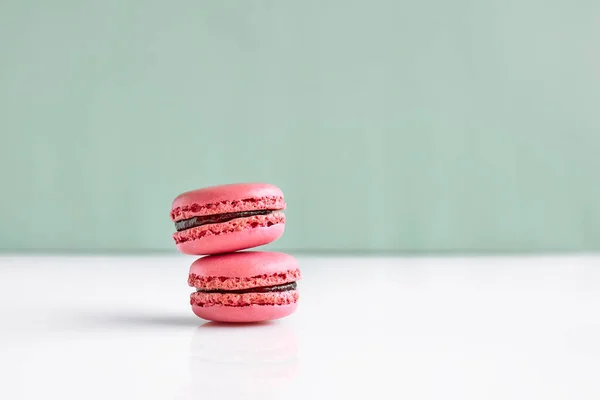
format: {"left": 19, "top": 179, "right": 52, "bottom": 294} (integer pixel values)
{"left": 173, "top": 211, "right": 284, "bottom": 245}
{"left": 189, "top": 250, "right": 299, "bottom": 279}
{"left": 171, "top": 183, "right": 285, "bottom": 220}
{"left": 191, "top": 290, "right": 299, "bottom": 308}
{"left": 188, "top": 268, "right": 301, "bottom": 291}
{"left": 171, "top": 196, "right": 285, "bottom": 221}
{"left": 176, "top": 223, "right": 285, "bottom": 255}
{"left": 192, "top": 303, "right": 298, "bottom": 323}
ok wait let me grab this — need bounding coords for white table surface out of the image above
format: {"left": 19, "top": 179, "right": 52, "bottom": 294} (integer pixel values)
{"left": 1, "top": 254, "right": 599, "bottom": 399}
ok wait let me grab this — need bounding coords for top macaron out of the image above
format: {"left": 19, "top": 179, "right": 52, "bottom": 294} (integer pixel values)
{"left": 170, "top": 183, "right": 286, "bottom": 255}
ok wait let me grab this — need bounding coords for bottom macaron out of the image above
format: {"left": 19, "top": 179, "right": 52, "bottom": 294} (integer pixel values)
{"left": 188, "top": 251, "right": 301, "bottom": 323}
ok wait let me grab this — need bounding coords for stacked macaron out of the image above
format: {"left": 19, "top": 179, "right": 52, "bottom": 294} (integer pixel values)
{"left": 170, "top": 183, "right": 301, "bottom": 323}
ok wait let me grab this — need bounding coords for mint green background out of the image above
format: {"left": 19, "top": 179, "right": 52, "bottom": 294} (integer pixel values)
{"left": 1, "top": 1, "right": 599, "bottom": 253}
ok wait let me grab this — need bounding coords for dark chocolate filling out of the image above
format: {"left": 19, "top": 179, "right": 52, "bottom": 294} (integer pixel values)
{"left": 175, "top": 209, "right": 274, "bottom": 232}
{"left": 196, "top": 281, "right": 297, "bottom": 294}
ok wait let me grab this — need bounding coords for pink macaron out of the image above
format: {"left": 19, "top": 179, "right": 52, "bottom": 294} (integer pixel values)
{"left": 188, "top": 251, "right": 301, "bottom": 323}
{"left": 170, "top": 183, "right": 286, "bottom": 255}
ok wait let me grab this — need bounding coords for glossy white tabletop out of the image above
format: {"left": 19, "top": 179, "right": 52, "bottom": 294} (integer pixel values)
{"left": 1, "top": 254, "right": 599, "bottom": 399}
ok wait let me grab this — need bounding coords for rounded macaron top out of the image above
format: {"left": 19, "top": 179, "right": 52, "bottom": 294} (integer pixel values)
{"left": 189, "top": 251, "right": 298, "bottom": 279}
{"left": 170, "top": 183, "right": 285, "bottom": 221}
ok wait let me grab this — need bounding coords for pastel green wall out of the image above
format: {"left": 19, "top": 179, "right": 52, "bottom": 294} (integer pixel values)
{"left": 1, "top": 1, "right": 599, "bottom": 253}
